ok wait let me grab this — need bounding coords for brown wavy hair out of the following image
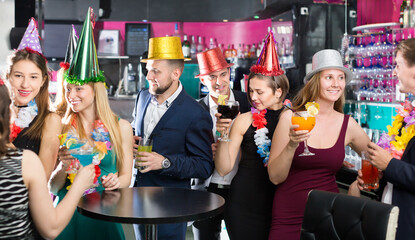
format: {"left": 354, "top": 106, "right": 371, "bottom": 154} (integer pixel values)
{"left": 6, "top": 49, "right": 52, "bottom": 140}
{"left": 0, "top": 84, "right": 11, "bottom": 156}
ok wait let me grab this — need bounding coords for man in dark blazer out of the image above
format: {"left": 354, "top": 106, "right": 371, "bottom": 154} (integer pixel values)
{"left": 131, "top": 36, "right": 214, "bottom": 240}
{"left": 192, "top": 47, "right": 250, "bottom": 240}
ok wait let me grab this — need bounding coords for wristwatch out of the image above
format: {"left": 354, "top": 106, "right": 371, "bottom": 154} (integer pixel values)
{"left": 161, "top": 158, "right": 171, "bottom": 169}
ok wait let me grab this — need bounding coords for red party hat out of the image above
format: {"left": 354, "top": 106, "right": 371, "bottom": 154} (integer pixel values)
{"left": 250, "top": 31, "right": 284, "bottom": 76}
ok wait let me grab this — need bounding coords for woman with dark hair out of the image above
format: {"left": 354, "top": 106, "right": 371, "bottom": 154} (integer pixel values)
{"left": 215, "top": 32, "right": 289, "bottom": 239}
{"left": 0, "top": 79, "right": 95, "bottom": 239}
{"left": 7, "top": 22, "right": 62, "bottom": 180}
{"left": 267, "top": 49, "right": 370, "bottom": 239}
{"left": 350, "top": 38, "right": 415, "bottom": 240}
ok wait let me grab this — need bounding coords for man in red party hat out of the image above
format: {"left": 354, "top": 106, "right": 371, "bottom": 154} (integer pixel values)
{"left": 192, "top": 47, "right": 250, "bottom": 240}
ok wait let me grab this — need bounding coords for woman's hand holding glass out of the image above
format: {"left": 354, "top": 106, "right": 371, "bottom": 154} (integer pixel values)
{"left": 215, "top": 112, "right": 233, "bottom": 142}
{"left": 58, "top": 146, "right": 78, "bottom": 173}
{"left": 288, "top": 123, "right": 312, "bottom": 149}
{"left": 71, "top": 164, "right": 96, "bottom": 191}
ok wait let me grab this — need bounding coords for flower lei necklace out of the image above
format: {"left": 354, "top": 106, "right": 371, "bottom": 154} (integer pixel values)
{"left": 252, "top": 100, "right": 293, "bottom": 166}
{"left": 60, "top": 117, "right": 112, "bottom": 193}
{"left": 377, "top": 100, "right": 415, "bottom": 160}
{"left": 9, "top": 100, "right": 38, "bottom": 142}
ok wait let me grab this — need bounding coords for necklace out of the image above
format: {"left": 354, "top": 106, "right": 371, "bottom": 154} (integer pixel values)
{"left": 9, "top": 100, "right": 38, "bottom": 142}
{"left": 378, "top": 100, "right": 415, "bottom": 160}
{"left": 252, "top": 107, "right": 271, "bottom": 166}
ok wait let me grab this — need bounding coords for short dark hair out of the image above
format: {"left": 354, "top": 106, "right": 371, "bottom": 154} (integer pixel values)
{"left": 396, "top": 38, "right": 415, "bottom": 67}
{"left": 166, "top": 59, "right": 185, "bottom": 72}
{"left": 246, "top": 72, "right": 290, "bottom": 107}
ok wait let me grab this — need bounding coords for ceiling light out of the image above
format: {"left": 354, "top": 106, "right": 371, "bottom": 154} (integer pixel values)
{"left": 223, "top": 19, "right": 228, "bottom": 22}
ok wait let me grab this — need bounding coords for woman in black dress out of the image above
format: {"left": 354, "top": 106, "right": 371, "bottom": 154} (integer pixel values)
{"left": 7, "top": 48, "right": 62, "bottom": 180}
{"left": 215, "top": 32, "right": 290, "bottom": 239}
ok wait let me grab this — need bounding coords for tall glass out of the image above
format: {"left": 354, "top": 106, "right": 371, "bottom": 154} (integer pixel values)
{"left": 360, "top": 151, "right": 379, "bottom": 190}
{"left": 291, "top": 111, "right": 316, "bottom": 156}
{"left": 135, "top": 138, "right": 153, "bottom": 173}
{"left": 217, "top": 101, "right": 240, "bottom": 142}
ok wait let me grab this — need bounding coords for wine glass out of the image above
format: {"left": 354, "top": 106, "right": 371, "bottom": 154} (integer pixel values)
{"left": 291, "top": 111, "right": 316, "bottom": 156}
{"left": 217, "top": 100, "right": 240, "bottom": 142}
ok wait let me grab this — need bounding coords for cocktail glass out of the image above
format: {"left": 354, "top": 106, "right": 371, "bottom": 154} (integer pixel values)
{"left": 68, "top": 142, "right": 99, "bottom": 187}
{"left": 291, "top": 111, "right": 316, "bottom": 156}
{"left": 217, "top": 100, "right": 240, "bottom": 142}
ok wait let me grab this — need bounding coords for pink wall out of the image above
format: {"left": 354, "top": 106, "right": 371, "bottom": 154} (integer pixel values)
{"left": 97, "top": 19, "right": 272, "bottom": 55}
{"left": 357, "top": 0, "right": 402, "bottom": 26}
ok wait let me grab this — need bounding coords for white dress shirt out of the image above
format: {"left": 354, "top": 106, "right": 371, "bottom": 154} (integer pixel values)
{"left": 208, "top": 91, "right": 239, "bottom": 186}
{"left": 143, "top": 82, "right": 183, "bottom": 141}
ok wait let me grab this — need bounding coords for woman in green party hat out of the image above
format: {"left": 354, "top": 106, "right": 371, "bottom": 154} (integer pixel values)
{"left": 49, "top": 8, "right": 133, "bottom": 240}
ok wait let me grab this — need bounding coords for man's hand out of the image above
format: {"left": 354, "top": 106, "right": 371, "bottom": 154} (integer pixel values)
{"left": 135, "top": 151, "right": 166, "bottom": 173}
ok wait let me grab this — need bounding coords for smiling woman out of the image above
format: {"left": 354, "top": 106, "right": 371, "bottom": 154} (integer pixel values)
{"left": 6, "top": 47, "right": 62, "bottom": 181}
{"left": 267, "top": 49, "right": 371, "bottom": 239}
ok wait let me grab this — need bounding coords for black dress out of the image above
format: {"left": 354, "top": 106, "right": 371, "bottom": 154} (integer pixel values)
{"left": 13, "top": 116, "right": 41, "bottom": 154}
{"left": 225, "top": 108, "right": 282, "bottom": 240}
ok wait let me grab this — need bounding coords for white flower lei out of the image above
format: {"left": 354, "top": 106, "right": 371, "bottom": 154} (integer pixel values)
{"left": 14, "top": 100, "right": 38, "bottom": 128}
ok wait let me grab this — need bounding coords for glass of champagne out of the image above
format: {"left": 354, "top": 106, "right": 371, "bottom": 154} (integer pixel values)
{"left": 291, "top": 111, "right": 316, "bottom": 156}
{"left": 135, "top": 138, "right": 153, "bottom": 173}
{"left": 217, "top": 100, "right": 240, "bottom": 142}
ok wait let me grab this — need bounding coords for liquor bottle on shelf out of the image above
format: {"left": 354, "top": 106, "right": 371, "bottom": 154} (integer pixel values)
{"left": 244, "top": 44, "right": 249, "bottom": 58}
{"left": 237, "top": 43, "right": 244, "bottom": 58}
{"left": 190, "top": 35, "right": 197, "bottom": 59}
{"left": 230, "top": 44, "right": 237, "bottom": 58}
{"left": 249, "top": 43, "right": 256, "bottom": 58}
{"left": 197, "top": 36, "right": 204, "bottom": 53}
{"left": 209, "top": 38, "right": 216, "bottom": 49}
{"left": 400, "top": 0, "right": 408, "bottom": 28}
{"left": 224, "top": 44, "right": 232, "bottom": 58}
{"left": 411, "top": 0, "right": 415, "bottom": 27}
{"left": 182, "top": 35, "right": 191, "bottom": 58}
{"left": 404, "top": 0, "right": 411, "bottom": 28}
{"left": 218, "top": 43, "right": 224, "bottom": 53}
{"left": 173, "top": 23, "right": 180, "bottom": 39}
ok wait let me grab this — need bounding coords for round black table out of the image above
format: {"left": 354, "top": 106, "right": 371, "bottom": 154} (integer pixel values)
{"left": 77, "top": 187, "right": 225, "bottom": 240}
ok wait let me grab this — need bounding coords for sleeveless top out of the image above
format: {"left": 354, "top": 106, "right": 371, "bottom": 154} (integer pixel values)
{"left": 13, "top": 116, "right": 41, "bottom": 155}
{"left": 0, "top": 148, "right": 34, "bottom": 240}
{"left": 269, "top": 115, "right": 350, "bottom": 239}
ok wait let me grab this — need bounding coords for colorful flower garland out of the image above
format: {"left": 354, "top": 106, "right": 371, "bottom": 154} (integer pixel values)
{"left": 9, "top": 100, "right": 38, "bottom": 142}
{"left": 252, "top": 100, "right": 293, "bottom": 166}
{"left": 60, "top": 119, "right": 112, "bottom": 193}
{"left": 377, "top": 100, "right": 415, "bottom": 160}
{"left": 252, "top": 107, "right": 271, "bottom": 166}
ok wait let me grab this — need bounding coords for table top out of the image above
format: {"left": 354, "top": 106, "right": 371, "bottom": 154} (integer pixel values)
{"left": 77, "top": 187, "right": 225, "bottom": 224}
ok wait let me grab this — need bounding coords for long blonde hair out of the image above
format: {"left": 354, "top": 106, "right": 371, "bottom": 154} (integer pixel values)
{"left": 293, "top": 72, "right": 344, "bottom": 113}
{"left": 62, "top": 82, "right": 124, "bottom": 170}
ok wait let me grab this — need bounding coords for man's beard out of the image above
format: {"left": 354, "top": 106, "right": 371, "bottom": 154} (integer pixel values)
{"left": 150, "top": 78, "right": 174, "bottom": 95}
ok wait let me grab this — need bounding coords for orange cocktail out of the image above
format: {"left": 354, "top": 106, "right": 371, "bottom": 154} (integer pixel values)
{"left": 291, "top": 111, "right": 316, "bottom": 156}
{"left": 291, "top": 116, "right": 316, "bottom": 131}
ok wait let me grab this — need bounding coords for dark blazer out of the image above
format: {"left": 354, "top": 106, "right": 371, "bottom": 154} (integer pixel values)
{"left": 383, "top": 137, "right": 415, "bottom": 240}
{"left": 132, "top": 87, "right": 214, "bottom": 189}
{"left": 198, "top": 89, "right": 251, "bottom": 114}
